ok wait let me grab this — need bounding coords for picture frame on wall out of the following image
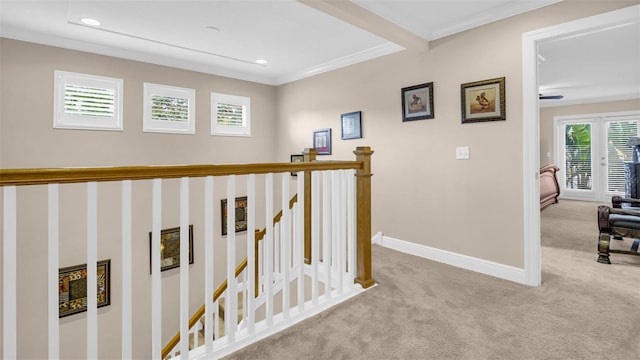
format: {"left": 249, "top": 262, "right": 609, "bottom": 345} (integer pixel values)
{"left": 460, "top": 77, "right": 506, "bottom": 124}
{"left": 401, "top": 82, "right": 434, "bottom": 122}
{"left": 58, "top": 259, "right": 111, "bottom": 318}
{"left": 149, "top": 225, "right": 194, "bottom": 272}
{"left": 221, "top": 196, "right": 248, "bottom": 235}
{"left": 340, "top": 111, "right": 362, "bottom": 140}
{"left": 313, "top": 128, "right": 332, "bottom": 155}
{"left": 290, "top": 154, "right": 304, "bottom": 176}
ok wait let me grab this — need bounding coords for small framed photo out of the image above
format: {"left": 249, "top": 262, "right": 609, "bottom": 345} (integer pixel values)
{"left": 149, "top": 225, "right": 194, "bottom": 272}
{"left": 461, "top": 77, "right": 506, "bottom": 124}
{"left": 401, "top": 82, "right": 434, "bottom": 122}
{"left": 313, "top": 128, "right": 332, "bottom": 155}
{"left": 58, "top": 259, "right": 111, "bottom": 318}
{"left": 290, "top": 154, "right": 304, "bottom": 176}
{"left": 221, "top": 196, "right": 248, "bottom": 235}
{"left": 341, "top": 111, "right": 362, "bottom": 140}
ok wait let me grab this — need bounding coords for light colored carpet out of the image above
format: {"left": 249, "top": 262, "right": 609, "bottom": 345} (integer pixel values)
{"left": 224, "top": 200, "right": 640, "bottom": 360}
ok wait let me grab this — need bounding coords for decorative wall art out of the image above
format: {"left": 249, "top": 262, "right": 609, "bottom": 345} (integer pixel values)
{"left": 58, "top": 259, "right": 111, "bottom": 318}
{"left": 313, "top": 128, "right": 332, "bottom": 155}
{"left": 401, "top": 82, "right": 434, "bottom": 122}
{"left": 460, "top": 77, "right": 506, "bottom": 123}
{"left": 221, "top": 196, "right": 248, "bottom": 235}
{"left": 149, "top": 225, "right": 194, "bottom": 272}
{"left": 340, "top": 111, "right": 362, "bottom": 140}
{"left": 290, "top": 154, "right": 304, "bottom": 176}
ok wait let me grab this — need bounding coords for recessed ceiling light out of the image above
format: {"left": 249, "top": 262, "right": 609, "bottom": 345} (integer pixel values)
{"left": 80, "top": 17, "right": 101, "bottom": 26}
{"left": 255, "top": 59, "right": 268, "bottom": 65}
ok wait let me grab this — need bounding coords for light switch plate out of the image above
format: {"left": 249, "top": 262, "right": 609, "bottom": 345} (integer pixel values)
{"left": 456, "top": 146, "right": 470, "bottom": 160}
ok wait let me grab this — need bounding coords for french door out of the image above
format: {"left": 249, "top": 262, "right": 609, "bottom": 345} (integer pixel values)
{"left": 555, "top": 111, "right": 640, "bottom": 202}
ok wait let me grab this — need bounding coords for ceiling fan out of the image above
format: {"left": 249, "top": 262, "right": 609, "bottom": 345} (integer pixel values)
{"left": 539, "top": 94, "right": 564, "bottom": 100}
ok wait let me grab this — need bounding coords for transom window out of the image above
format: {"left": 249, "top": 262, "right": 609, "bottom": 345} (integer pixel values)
{"left": 211, "top": 93, "right": 251, "bottom": 137}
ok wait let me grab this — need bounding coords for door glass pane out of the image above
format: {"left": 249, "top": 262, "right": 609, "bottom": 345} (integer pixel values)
{"left": 606, "top": 120, "right": 638, "bottom": 192}
{"left": 564, "top": 123, "right": 592, "bottom": 190}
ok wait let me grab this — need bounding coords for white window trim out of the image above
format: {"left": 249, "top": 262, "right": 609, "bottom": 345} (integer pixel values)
{"left": 143, "top": 83, "right": 196, "bottom": 134}
{"left": 53, "top": 70, "right": 123, "bottom": 131}
{"left": 211, "top": 93, "right": 251, "bottom": 137}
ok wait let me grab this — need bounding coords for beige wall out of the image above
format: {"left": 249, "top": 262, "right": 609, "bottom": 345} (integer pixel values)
{"left": 540, "top": 99, "right": 640, "bottom": 167}
{"left": 0, "top": 39, "right": 277, "bottom": 358}
{"left": 276, "top": 1, "right": 636, "bottom": 267}
{"left": 1, "top": 0, "right": 638, "bottom": 358}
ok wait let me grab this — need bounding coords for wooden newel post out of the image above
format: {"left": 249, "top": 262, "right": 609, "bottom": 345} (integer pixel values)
{"left": 302, "top": 148, "right": 317, "bottom": 264}
{"left": 354, "top": 146, "right": 375, "bottom": 288}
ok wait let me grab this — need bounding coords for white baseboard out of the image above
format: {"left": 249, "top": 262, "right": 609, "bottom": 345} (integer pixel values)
{"left": 372, "top": 232, "right": 527, "bottom": 285}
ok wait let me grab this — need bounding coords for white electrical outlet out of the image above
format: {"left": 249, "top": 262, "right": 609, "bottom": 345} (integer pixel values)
{"left": 456, "top": 146, "right": 470, "bottom": 160}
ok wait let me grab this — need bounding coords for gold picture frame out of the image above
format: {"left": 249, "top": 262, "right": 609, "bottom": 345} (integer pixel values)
{"left": 58, "top": 259, "right": 111, "bottom": 318}
{"left": 221, "top": 196, "right": 248, "bottom": 235}
{"left": 461, "top": 77, "right": 506, "bottom": 124}
{"left": 149, "top": 225, "right": 194, "bottom": 272}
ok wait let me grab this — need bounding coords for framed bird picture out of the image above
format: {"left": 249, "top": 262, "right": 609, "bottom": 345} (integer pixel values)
{"left": 401, "top": 82, "right": 434, "bottom": 122}
{"left": 461, "top": 77, "right": 506, "bottom": 124}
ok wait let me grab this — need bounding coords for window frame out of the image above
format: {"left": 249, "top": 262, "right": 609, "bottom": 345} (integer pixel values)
{"left": 53, "top": 70, "right": 123, "bottom": 131}
{"left": 143, "top": 82, "right": 196, "bottom": 135}
{"left": 211, "top": 93, "right": 251, "bottom": 137}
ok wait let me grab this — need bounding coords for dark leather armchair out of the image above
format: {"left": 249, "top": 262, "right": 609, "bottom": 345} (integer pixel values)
{"left": 597, "top": 196, "right": 640, "bottom": 264}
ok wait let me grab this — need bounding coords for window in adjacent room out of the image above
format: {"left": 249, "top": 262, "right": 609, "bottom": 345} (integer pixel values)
{"left": 143, "top": 83, "right": 195, "bottom": 134}
{"left": 53, "top": 70, "right": 123, "bottom": 131}
{"left": 211, "top": 93, "right": 251, "bottom": 137}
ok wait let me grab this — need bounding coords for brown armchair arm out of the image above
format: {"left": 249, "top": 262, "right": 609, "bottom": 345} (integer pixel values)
{"left": 598, "top": 205, "right": 611, "bottom": 231}
{"left": 611, "top": 195, "right": 640, "bottom": 208}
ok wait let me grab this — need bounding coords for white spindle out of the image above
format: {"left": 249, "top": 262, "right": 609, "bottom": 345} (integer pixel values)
{"left": 296, "top": 171, "right": 305, "bottom": 311}
{"left": 180, "top": 177, "right": 189, "bottom": 359}
{"left": 151, "top": 179, "right": 162, "bottom": 360}
{"left": 246, "top": 174, "right": 256, "bottom": 334}
{"left": 204, "top": 176, "right": 214, "bottom": 352}
{"left": 347, "top": 170, "right": 356, "bottom": 283}
{"left": 213, "top": 298, "right": 220, "bottom": 340}
{"left": 121, "top": 180, "right": 132, "bottom": 359}
{"left": 311, "top": 171, "right": 320, "bottom": 305}
{"left": 48, "top": 184, "right": 59, "bottom": 359}
{"left": 87, "top": 182, "right": 98, "bottom": 359}
{"left": 332, "top": 171, "right": 344, "bottom": 294}
{"left": 281, "top": 173, "right": 291, "bottom": 318}
{"left": 274, "top": 222, "right": 280, "bottom": 273}
{"left": 322, "top": 171, "right": 332, "bottom": 299}
{"left": 265, "top": 173, "right": 274, "bottom": 325}
{"left": 226, "top": 176, "right": 237, "bottom": 342}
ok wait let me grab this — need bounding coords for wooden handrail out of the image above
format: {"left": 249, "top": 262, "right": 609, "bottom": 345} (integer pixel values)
{"left": 161, "top": 194, "right": 299, "bottom": 359}
{"left": 0, "top": 161, "right": 361, "bottom": 186}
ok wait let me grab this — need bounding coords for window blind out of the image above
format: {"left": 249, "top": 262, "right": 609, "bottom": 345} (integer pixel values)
{"left": 64, "top": 85, "right": 115, "bottom": 118}
{"left": 151, "top": 96, "right": 189, "bottom": 122}
{"left": 216, "top": 103, "right": 246, "bottom": 126}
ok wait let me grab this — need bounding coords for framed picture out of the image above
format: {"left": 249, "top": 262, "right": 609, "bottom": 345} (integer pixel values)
{"left": 341, "top": 111, "right": 362, "bottom": 140}
{"left": 58, "top": 259, "right": 111, "bottom": 318}
{"left": 313, "top": 128, "right": 332, "bottom": 155}
{"left": 460, "top": 77, "right": 506, "bottom": 124}
{"left": 401, "top": 82, "right": 434, "bottom": 122}
{"left": 221, "top": 196, "right": 248, "bottom": 235}
{"left": 290, "top": 154, "right": 304, "bottom": 176}
{"left": 149, "top": 225, "right": 194, "bottom": 272}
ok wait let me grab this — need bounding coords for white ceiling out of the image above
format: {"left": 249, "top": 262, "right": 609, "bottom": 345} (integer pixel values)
{"left": 1, "top": 0, "right": 638, "bottom": 107}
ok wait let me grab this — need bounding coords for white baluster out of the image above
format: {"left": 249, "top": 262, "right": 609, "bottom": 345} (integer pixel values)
{"left": 296, "top": 171, "right": 305, "bottom": 311}
{"left": 121, "top": 180, "right": 132, "bottom": 359}
{"left": 180, "top": 177, "right": 189, "bottom": 359}
{"left": 87, "top": 182, "right": 98, "bottom": 359}
{"left": 48, "top": 184, "right": 59, "bottom": 359}
{"left": 226, "top": 176, "right": 237, "bottom": 342}
{"left": 247, "top": 174, "right": 256, "bottom": 334}
{"left": 151, "top": 179, "right": 162, "bottom": 359}
{"left": 281, "top": 172, "right": 290, "bottom": 318}
{"left": 265, "top": 173, "right": 274, "bottom": 325}
{"left": 347, "top": 170, "right": 356, "bottom": 285}
{"left": 322, "top": 171, "right": 332, "bottom": 299}
{"left": 204, "top": 176, "right": 214, "bottom": 352}
{"left": 311, "top": 171, "right": 320, "bottom": 305}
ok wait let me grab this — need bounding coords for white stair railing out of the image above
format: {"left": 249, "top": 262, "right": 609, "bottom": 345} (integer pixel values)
{"left": 1, "top": 147, "right": 374, "bottom": 360}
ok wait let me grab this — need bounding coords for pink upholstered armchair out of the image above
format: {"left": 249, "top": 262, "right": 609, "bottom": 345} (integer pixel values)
{"left": 540, "top": 164, "right": 560, "bottom": 210}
